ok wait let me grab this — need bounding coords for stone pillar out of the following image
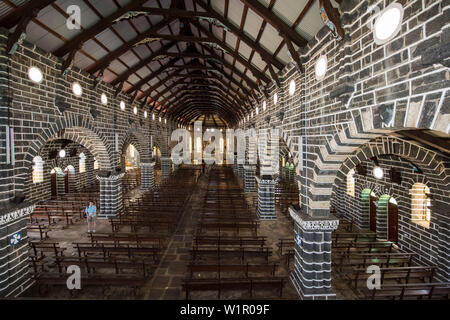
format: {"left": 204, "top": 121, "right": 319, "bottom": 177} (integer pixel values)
{"left": 97, "top": 173, "right": 124, "bottom": 218}
{"left": 243, "top": 165, "right": 256, "bottom": 192}
{"left": 288, "top": 166, "right": 295, "bottom": 184}
{"left": 238, "top": 164, "right": 245, "bottom": 180}
{"left": 140, "top": 162, "right": 155, "bottom": 190}
{"left": 289, "top": 206, "right": 339, "bottom": 300}
{"left": 233, "top": 153, "right": 238, "bottom": 175}
{"left": 256, "top": 176, "right": 276, "bottom": 220}
{"left": 0, "top": 203, "right": 35, "bottom": 297}
{"left": 161, "top": 157, "right": 171, "bottom": 179}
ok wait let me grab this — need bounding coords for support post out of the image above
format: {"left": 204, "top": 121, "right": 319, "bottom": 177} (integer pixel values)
{"left": 161, "top": 157, "right": 172, "bottom": 179}
{"left": 0, "top": 204, "right": 35, "bottom": 297}
{"left": 289, "top": 206, "right": 339, "bottom": 300}
{"left": 256, "top": 175, "right": 276, "bottom": 220}
{"left": 243, "top": 165, "right": 256, "bottom": 192}
{"left": 140, "top": 162, "right": 155, "bottom": 190}
{"left": 97, "top": 173, "right": 124, "bottom": 218}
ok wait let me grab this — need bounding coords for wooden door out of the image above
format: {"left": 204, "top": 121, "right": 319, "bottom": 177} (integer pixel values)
{"left": 388, "top": 201, "right": 399, "bottom": 243}
{"left": 369, "top": 196, "right": 377, "bottom": 232}
{"left": 64, "top": 172, "right": 69, "bottom": 193}
{"left": 51, "top": 173, "right": 57, "bottom": 197}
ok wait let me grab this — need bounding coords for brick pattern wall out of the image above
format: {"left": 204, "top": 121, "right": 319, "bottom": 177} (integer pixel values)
{"left": 237, "top": 0, "right": 449, "bottom": 296}
{"left": 335, "top": 152, "right": 449, "bottom": 280}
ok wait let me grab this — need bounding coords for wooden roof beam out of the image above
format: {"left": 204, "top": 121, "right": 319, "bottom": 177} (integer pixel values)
{"left": 240, "top": 0, "right": 308, "bottom": 47}
{"left": 53, "top": 0, "right": 149, "bottom": 57}
{"left": 191, "top": 20, "right": 271, "bottom": 84}
{"left": 0, "top": 0, "right": 54, "bottom": 29}
{"left": 192, "top": 0, "right": 284, "bottom": 70}
{"left": 86, "top": 17, "right": 176, "bottom": 74}
{"left": 110, "top": 41, "right": 177, "bottom": 86}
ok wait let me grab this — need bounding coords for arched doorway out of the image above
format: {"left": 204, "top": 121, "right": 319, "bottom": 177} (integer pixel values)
{"left": 361, "top": 189, "right": 378, "bottom": 232}
{"left": 124, "top": 144, "right": 140, "bottom": 171}
{"left": 377, "top": 195, "right": 398, "bottom": 242}
{"left": 50, "top": 167, "right": 64, "bottom": 198}
{"left": 64, "top": 165, "right": 75, "bottom": 193}
{"left": 388, "top": 197, "right": 398, "bottom": 243}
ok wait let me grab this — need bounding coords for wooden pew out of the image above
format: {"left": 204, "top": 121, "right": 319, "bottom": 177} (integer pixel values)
{"left": 365, "top": 282, "right": 450, "bottom": 300}
{"left": 182, "top": 277, "right": 286, "bottom": 299}
{"left": 187, "top": 263, "right": 279, "bottom": 279}
{"left": 346, "top": 266, "right": 437, "bottom": 289}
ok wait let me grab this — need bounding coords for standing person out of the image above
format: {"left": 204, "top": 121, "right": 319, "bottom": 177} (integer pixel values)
{"left": 202, "top": 161, "right": 206, "bottom": 174}
{"left": 85, "top": 201, "right": 97, "bottom": 233}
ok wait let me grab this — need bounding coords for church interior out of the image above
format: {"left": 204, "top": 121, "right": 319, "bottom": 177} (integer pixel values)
{"left": 0, "top": 0, "right": 449, "bottom": 301}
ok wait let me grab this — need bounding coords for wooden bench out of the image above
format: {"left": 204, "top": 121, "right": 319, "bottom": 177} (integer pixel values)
{"left": 27, "top": 224, "right": 50, "bottom": 240}
{"left": 31, "top": 272, "right": 146, "bottom": 296}
{"left": 29, "top": 241, "right": 66, "bottom": 260}
{"left": 335, "top": 252, "right": 415, "bottom": 272}
{"left": 365, "top": 282, "right": 450, "bottom": 300}
{"left": 190, "top": 246, "right": 272, "bottom": 262}
{"left": 187, "top": 263, "right": 278, "bottom": 278}
{"left": 73, "top": 243, "right": 161, "bottom": 262}
{"left": 346, "top": 265, "right": 437, "bottom": 289}
{"left": 182, "top": 277, "right": 286, "bottom": 299}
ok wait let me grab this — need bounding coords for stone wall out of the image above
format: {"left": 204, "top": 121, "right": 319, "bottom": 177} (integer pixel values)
{"left": 238, "top": 0, "right": 449, "bottom": 297}
{"left": 0, "top": 27, "right": 175, "bottom": 207}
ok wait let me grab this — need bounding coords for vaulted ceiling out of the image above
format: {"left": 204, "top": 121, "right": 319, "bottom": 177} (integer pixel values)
{"left": 0, "top": 0, "right": 328, "bottom": 126}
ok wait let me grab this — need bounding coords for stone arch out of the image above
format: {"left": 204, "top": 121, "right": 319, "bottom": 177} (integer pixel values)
{"left": 23, "top": 115, "right": 113, "bottom": 171}
{"left": 17, "top": 116, "right": 113, "bottom": 200}
{"left": 333, "top": 136, "right": 448, "bottom": 206}
{"left": 119, "top": 126, "right": 151, "bottom": 163}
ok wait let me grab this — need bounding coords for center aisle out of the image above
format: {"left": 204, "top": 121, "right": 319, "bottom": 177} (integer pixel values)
{"left": 143, "top": 167, "right": 209, "bottom": 299}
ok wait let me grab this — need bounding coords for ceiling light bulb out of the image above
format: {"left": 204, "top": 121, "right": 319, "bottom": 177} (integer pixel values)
{"left": 144, "top": 111, "right": 148, "bottom": 118}
{"left": 72, "top": 82, "right": 82, "bottom": 96}
{"left": 28, "top": 67, "right": 43, "bottom": 83}
{"left": 101, "top": 93, "right": 108, "bottom": 105}
{"left": 59, "top": 149, "right": 66, "bottom": 158}
{"left": 289, "top": 80, "right": 296, "bottom": 96}
{"left": 373, "top": 166, "right": 384, "bottom": 179}
{"left": 315, "top": 55, "right": 328, "bottom": 80}
{"left": 273, "top": 94, "right": 277, "bottom": 105}
{"left": 120, "top": 101, "right": 126, "bottom": 111}
{"left": 133, "top": 106, "right": 137, "bottom": 115}
{"left": 374, "top": 3, "right": 404, "bottom": 44}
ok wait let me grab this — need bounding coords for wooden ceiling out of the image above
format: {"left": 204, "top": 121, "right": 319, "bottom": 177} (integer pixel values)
{"left": 0, "top": 0, "right": 327, "bottom": 126}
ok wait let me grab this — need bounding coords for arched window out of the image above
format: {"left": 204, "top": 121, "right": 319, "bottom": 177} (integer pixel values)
{"left": 93, "top": 157, "right": 99, "bottom": 170}
{"left": 32, "top": 156, "right": 44, "bottom": 183}
{"left": 410, "top": 183, "right": 431, "bottom": 227}
{"left": 79, "top": 153, "right": 86, "bottom": 173}
{"left": 346, "top": 169, "right": 355, "bottom": 197}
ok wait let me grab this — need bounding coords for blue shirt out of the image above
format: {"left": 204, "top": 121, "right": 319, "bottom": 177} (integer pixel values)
{"left": 85, "top": 205, "right": 97, "bottom": 217}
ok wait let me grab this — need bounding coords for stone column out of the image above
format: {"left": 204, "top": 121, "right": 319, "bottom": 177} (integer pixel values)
{"left": 243, "top": 165, "right": 256, "bottom": 192}
{"left": 289, "top": 206, "right": 339, "bottom": 300}
{"left": 238, "top": 164, "right": 245, "bottom": 180}
{"left": 256, "top": 176, "right": 276, "bottom": 220}
{"left": 233, "top": 153, "right": 238, "bottom": 175}
{"left": 140, "top": 162, "right": 155, "bottom": 190}
{"left": 288, "top": 166, "right": 295, "bottom": 184}
{"left": 97, "top": 173, "right": 124, "bottom": 218}
{"left": 0, "top": 203, "right": 35, "bottom": 297}
{"left": 161, "top": 157, "right": 171, "bottom": 179}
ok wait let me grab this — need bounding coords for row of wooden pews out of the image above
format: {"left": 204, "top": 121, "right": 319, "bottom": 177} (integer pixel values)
{"left": 333, "top": 215, "right": 450, "bottom": 300}
{"left": 28, "top": 167, "right": 200, "bottom": 297}
{"left": 182, "top": 166, "right": 287, "bottom": 299}
{"left": 28, "top": 192, "right": 100, "bottom": 240}
{"left": 122, "top": 168, "right": 141, "bottom": 192}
